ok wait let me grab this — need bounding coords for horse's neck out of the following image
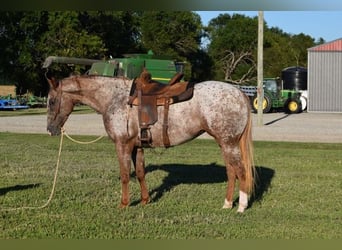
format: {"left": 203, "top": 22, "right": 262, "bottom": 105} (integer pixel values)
{"left": 63, "top": 77, "right": 131, "bottom": 114}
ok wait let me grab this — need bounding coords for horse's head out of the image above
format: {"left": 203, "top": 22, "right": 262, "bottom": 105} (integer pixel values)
{"left": 46, "top": 77, "right": 75, "bottom": 136}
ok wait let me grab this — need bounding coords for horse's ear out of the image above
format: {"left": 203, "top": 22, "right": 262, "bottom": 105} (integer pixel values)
{"left": 47, "top": 77, "right": 59, "bottom": 90}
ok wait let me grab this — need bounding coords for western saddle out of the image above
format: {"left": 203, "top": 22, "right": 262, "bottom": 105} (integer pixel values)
{"left": 128, "top": 69, "right": 194, "bottom": 147}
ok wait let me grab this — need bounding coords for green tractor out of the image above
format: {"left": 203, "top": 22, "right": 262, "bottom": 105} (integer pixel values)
{"left": 251, "top": 78, "right": 302, "bottom": 114}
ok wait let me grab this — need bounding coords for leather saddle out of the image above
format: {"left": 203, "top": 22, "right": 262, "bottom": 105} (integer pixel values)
{"left": 128, "top": 69, "right": 194, "bottom": 147}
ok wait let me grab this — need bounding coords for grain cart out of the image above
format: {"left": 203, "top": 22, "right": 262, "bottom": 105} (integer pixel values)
{"left": 89, "top": 51, "right": 184, "bottom": 83}
{"left": 43, "top": 50, "right": 184, "bottom": 84}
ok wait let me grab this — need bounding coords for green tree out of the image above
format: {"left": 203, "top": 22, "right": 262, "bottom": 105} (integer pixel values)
{"left": 263, "top": 27, "right": 293, "bottom": 77}
{"left": 263, "top": 28, "right": 316, "bottom": 77}
{"left": 0, "top": 11, "right": 145, "bottom": 95}
{"left": 140, "top": 11, "right": 204, "bottom": 80}
{"left": 39, "top": 12, "right": 105, "bottom": 58}
{"left": 0, "top": 11, "right": 107, "bottom": 95}
{"left": 36, "top": 11, "right": 108, "bottom": 86}
{"left": 206, "top": 13, "right": 318, "bottom": 83}
{"left": 141, "top": 11, "right": 202, "bottom": 57}
{"left": 0, "top": 11, "right": 320, "bottom": 96}
{"left": 0, "top": 12, "right": 49, "bottom": 95}
{"left": 288, "top": 33, "right": 315, "bottom": 67}
{"left": 207, "top": 13, "right": 258, "bottom": 83}
{"left": 78, "top": 11, "right": 142, "bottom": 58}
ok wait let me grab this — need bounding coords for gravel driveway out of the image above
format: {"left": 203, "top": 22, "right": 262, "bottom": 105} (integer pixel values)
{"left": 0, "top": 112, "right": 341, "bottom": 143}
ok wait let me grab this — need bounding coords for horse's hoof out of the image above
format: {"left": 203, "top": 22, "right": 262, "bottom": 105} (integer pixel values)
{"left": 119, "top": 203, "right": 129, "bottom": 208}
{"left": 141, "top": 200, "right": 149, "bottom": 206}
{"left": 140, "top": 196, "right": 150, "bottom": 205}
{"left": 237, "top": 204, "right": 247, "bottom": 213}
{"left": 222, "top": 199, "right": 233, "bottom": 209}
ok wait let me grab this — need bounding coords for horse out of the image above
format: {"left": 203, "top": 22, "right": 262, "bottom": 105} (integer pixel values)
{"left": 46, "top": 75, "right": 255, "bottom": 213}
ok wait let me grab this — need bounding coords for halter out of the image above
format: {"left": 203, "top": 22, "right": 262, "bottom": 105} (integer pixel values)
{"left": 52, "top": 80, "right": 63, "bottom": 121}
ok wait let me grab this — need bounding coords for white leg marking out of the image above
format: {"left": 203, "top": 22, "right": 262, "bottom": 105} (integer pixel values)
{"left": 237, "top": 191, "right": 248, "bottom": 213}
{"left": 222, "top": 198, "right": 233, "bottom": 209}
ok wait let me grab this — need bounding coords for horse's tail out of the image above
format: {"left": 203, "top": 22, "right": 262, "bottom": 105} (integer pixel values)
{"left": 239, "top": 106, "right": 255, "bottom": 195}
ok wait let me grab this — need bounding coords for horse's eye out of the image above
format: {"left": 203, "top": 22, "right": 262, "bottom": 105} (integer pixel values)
{"left": 49, "top": 99, "right": 56, "bottom": 106}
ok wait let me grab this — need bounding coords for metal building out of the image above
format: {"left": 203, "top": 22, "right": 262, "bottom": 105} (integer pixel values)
{"left": 307, "top": 38, "right": 342, "bottom": 112}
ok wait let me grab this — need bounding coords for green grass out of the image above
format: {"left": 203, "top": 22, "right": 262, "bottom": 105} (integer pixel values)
{"left": 0, "top": 132, "right": 341, "bottom": 239}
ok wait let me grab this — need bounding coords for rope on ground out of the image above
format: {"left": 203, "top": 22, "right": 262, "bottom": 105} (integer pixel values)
{"left": 1, "top": 128, "right": 105, "bottom": 212}
{"left": 1, "top": 129, "right": 64, "bottom": 211}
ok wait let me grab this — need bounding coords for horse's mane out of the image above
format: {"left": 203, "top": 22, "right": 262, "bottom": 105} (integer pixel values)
{"left": 61, "top": 74, "right": 133, "bottom": 88}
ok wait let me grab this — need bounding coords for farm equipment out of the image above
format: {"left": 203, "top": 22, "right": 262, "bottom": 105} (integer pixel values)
{"left": 237, "top": 78, "right": 303, "bottom": 114}
{"left": 236, "top": 66, "right": 308, "bottom": 114}
{"left": 24, "top": 95, "right": 47, "bottom": 108}
{"left": 43, "top": 50, "right": 185, "bottom": 84}
{"left": 254, "top": 78, "right": 303, "bottom": 113}
{"left": 0, "top": 96, "right": 29, "bottom": 110}
{"left": 89, "top": 51, "right": 184, "bottom": 84}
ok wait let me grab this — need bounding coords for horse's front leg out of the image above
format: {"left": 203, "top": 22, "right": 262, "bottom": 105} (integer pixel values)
{"left": 115, "top": 142, "right": 134, "bottom": 208}
{"left": 132, "top": 147, "right": 150, "bottom": 205}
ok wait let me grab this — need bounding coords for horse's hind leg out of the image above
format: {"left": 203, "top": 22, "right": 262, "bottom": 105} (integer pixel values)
{"left": 132, "top": 147, "right": 150, "bottom": 205}
{"left": 222, "top": 163, "right": 236, "bottom": 209}
{"left": 221, "top": 143, "right": 248, "bottom": 213}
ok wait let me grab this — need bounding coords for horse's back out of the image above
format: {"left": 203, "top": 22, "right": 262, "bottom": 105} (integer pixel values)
{"left": 195, "top": 81, "right": 244, "bottom": 99}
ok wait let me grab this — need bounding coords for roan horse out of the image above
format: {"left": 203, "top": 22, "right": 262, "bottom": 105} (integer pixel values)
{"left": 46, "top": 75, "right": 255, "bottom": 213}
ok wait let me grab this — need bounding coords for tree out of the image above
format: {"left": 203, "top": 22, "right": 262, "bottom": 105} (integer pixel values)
{"left": 78, "top": 11, "right": 142, "bottom": 58}
{"left": 288, "top": 33, "right": 315, "bottom": 67}
{"left": 140, "top": 11, "right": 202, "bottom": 57}
{"left": 263, "top": 27, "right": 293, "bottom": 77}
{"left": 140, "top": 11, "right": 204, "bottom": 80}
{"left": 207, "top": 13, "right": 258, "bottom": 83}
{"left": 40, "top": 12, "right": 105, "bottom": 57}
{"left": 206, "top": 13, "right": 318, "bottom": 83}
{"left": 0, "top": 11, "right": 142, "bottom": 95}
{"left": 0, "top": 12, "right": 50, "bottom": 95}
{"left": 263, "top": 27, "right": 316, "bottom": 77}
{"left": 0, "top": 11, "right": 320, "bottom": 96}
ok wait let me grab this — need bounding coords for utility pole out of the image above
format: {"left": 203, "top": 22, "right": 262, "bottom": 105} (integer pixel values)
{"left": 257, "top": 11, "right": 264, "bottom": 126}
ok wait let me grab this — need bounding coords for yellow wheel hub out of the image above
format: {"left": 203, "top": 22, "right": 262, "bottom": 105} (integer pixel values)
{"left": 253, "top": 98, "right": 267, "bottom": 110}
{"left": 288, "top": 101, "right": 298, "bottom": 112}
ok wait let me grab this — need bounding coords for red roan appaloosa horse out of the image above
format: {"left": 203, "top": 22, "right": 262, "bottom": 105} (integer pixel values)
{"left": 46, "top": 75, "right": 255, "bottom": 213}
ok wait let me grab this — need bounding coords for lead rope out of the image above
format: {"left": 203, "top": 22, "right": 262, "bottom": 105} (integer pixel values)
{"left": 63, "top": 129, "right": 105, "bottom": 144}
{"left": 1, "top": 128, "right": 105, "bottom": 212}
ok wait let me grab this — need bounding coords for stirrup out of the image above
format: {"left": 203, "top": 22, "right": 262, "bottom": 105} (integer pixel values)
{"left": 140, "top": 128, "right": 152, "bottom": 147}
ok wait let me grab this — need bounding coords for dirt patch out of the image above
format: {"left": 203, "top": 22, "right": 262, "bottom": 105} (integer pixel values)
{"left": 0, "top": 112, "right": 341, "bottom": 143}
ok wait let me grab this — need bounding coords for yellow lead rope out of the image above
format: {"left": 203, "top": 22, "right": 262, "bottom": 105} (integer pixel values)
{"left": 62, "top": 128, "right": 105, "bottom": 144}
{"left": 1, "top": 128, "right": 105, "bottom": 212}
{"left": 1, "top": 129, "right": 64, "bottom": 211}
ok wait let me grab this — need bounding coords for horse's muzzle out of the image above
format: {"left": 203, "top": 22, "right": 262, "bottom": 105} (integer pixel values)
{"left": 47, "top": 126, "right": 61, "bottom": 136}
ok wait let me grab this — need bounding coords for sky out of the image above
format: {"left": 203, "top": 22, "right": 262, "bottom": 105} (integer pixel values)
{"left": 196, "top": 11, "right": 342, "bottom": 42}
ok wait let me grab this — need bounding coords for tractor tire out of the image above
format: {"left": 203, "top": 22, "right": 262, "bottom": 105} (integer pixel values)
{"left": 284, "top": 98, "right": 302, "bottom": 114}
{"left": 300, "top": 95, "right": 308, "bottom": 111}
{"left": 251, "top": 93, "right": 272, "bottom": 113}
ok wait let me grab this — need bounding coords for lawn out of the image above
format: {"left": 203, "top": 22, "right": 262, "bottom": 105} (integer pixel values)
{"left": 0, "top": 132, "right": 341, "bottom": 239}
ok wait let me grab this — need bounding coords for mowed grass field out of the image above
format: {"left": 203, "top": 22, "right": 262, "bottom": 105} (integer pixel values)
{"left": 0, "top": 132, "right": 341, "bottom": 239}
